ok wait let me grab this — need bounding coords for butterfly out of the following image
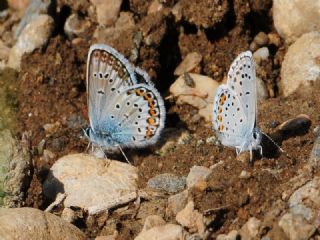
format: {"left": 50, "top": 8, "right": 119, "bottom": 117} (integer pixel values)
{"left": 84, "top": 44, "right": 165, "bottom": 156}
{"left": 212, "top": 51, "right": 262, "bottom": 160}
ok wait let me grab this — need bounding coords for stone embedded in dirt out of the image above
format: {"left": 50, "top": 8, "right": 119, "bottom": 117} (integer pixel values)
{"left": 174, "top": 52, "right": 202, "bottom": 76}
{"left": 135, "top": 223, "right": 187, "bottom": 240}
{"left": 273, "top": 0, "right": 320, "bottom": 43}
{"left": 14, "top": 0, "right": 53, "bottom": 39}
{"left": 278, "top": 213, "right": 316, "bottom": 240}
{"left": 166, "top": 190, "right": 188, "bottom": 217}
{"left": 216, "top": 230, "right": 239, "bottom": 240}
{"left": 169, "top": 73, "right": 219, "bottom": 122}
{"left": 148, "top": 0, "right": 163, "bottom": 15}
{"left": 288, "top": 177, "right": 320, "bottom": 221}
{"left": 0, "top": 207, "right": 86, "bottom": 239}
{"left": 186, "top": 165, "right": 212, "bottom": 189}
{"left": 253, "top": 47, "right": 269, "bottom": 65}
{"left": 90, "top": 0, "right": 122, "bottom": 27}
{"left": 268, "top": 33, "right": 281, "bottom": 47}
{"left": 3, "top": 132, "right": 32, "bottom": 207}
{"left": 64, "top": 13, "right": 92, "bottom": 39}
{"left": 239, "top": 170, "right": 251, "bottom": 179}
{"left": 256, "top": 77, "right": 268, "bottom": 100}
{"left": 0, "top": 41, "right": 10, "bottom": 64}
{"left": 43, "top": 154, "right": 138, "bottom": 215}
{"left": 278, "top": 114, "right": 311, "bottom": 138}
{"left": 239, "top": 217, "right": 261, "bottom": 240}
{"left": 141, "top": 215, "right": 166, "bottom": 232}
{"left": 310, "top": 131, "right": 320, "bottom": 168}
{"left": 253, "top": 32, "right": 269, "bottom": 47}
{"left": 147, "top": 173, "right": 186, "bottom": 193}
{"left": 175, "top": 201, "right": 205, "bottom": 234}
{"left": 281, "top": 31, "right": 320, "bottom": 96}
{"left": 8, "top": 14, "right": 54, "bottom": 70}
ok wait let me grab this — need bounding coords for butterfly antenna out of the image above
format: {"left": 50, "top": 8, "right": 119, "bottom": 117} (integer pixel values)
{"left": 260, "top": 130, "right": 285, "bottom": 153}
{"left": 118, "top": 145, "right": 131, "bottom": 165}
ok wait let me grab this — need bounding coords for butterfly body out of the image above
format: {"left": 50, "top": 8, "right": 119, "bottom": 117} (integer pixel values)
{"left": 86, "top": 44, "right": 165, "bottom": 151}
{"left": 213, "top": 51, "right": 262, "bottom": 158}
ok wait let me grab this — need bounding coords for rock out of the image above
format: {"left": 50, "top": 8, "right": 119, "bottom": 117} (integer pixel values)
{"left": 256, "top": 77, "right": 268, "bottom": 100}
{"left": 61, "top": 207, "right": 77, "bottom": 223}
{"left": 43, "top": 154, "right": 138, "bottom": 215}
{"left": 176, "top": 201, "right": 205, "bottom": 234}
{"left": 278, "top": 114, "right": 311, "bottom": 138}
{"left": 309, "top": 131, "right": 320, "bottom": 168}
{"left": 166, "top": 190, "right": 188, "bottom": 217}
{"left": 278, "top": 213, "right": 316, "bottom": 240}
{"left": 14, "top": 0, "right": 53, "bottom": 39}
{"left": 174, "top": 52, "right": 202, "bottom": 76}
{"left": 64, "top": 13, "right": 91, "bottom": 39}
{"left": 0, "top": 41, "right": 10, "bottom": 63}
{"left": 268, "top": 33, "right": 281, "bottom": 47}
{"left": 90, "top": 0, "right": 122, "bottom": 27}
{"left": 8, "top": 0, "right": 29, "bottom": 12}
{"left": 280, "top": 32, "right": 320, "bottom": 96}
{"left": 216, "top": 230, "right": 239, "bottom": 240}
{"left": 148, "top": 0, "right": 163, "bottom": 15}
{"left": 147, "top": 173, "right": 186, "bottom": 193}
{"left": 186, "top": 166, "right": 212, "bottom": 189}
{"left": 8, "top": 14, "right": 54, "bottom": 70}
{"left": 239, "top": 170, "right": 251, "bottom": 179}
{"left": 0, "top": 207, "right": 86, "bottom": 239}
{"left": 135, "top": 224, "right": 187, "bottom": 240}
{"left": 239, "top": 217, "right": 261, "bottom": 240}
{"left": 169, "top": 73, "right": 219, "bottom": 122}
{"left": 141, "top": 215, "right": 166, "bottom": 232}
{"left": 3, "top": 132, "right": 32, "bottom": 207}
{"left": 253, "top": 32, "right": 269, "bottom": 47}
{"left": 288, "top": 177, "right": 320, "bottom": 221}
{"left": 253, "top": 47, "right": 269, "bottom": 64}
{"left": 273, "top": 0, "right": 320, "bottom": 43}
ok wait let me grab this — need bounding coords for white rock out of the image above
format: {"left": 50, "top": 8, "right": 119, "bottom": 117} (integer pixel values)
{"left": 186, "top": 166, "right": 212, "bottom": 189}
{"left": 280, "top": 32, "right": 320, "bottom": 96}
{"left": 176, "top": 201, "right": 205, "bottom": 234}
{"left": 289, "top": 177, "right": 320, "bottom": 221}
{"left": 43, "top": 154, "right": 138, "bottom": 215}
{"left": 90, "top": 0, "right": 122, "bottom": 27}
{"left": 278, "top": 213, "right": 316, "bottom": 240}
{"left": 169, "top": 73, "right": 219, "bottom": 122}
{"left": 64, "top": 13, "right": 91, "bottom": 39}
{"left": 8, "top": 14, "right": 54, "bottom": 70}
{"left": 174, "top": 52, "right": 202, "bottom": 76}
{"left": 253, "top": 47, "right": 269, "bottom": 64}
{"left": 239, "top": 217, "right": 261, "bottom": 240}
{"left": 0, "top": 207, "right": 86, "bottom": 239}
{"left": 135, "top": 224, "right": 187, "bottom": 240}
{"left": 273, "top": 0, "right": 320, "bottom": 43}
{"left": 166, "top": 190, "right": 188, "bottom": 217}
{"left": 256, "top": 77, "right": 268, "bottom": 100}
{"left": 141, "top": 215, "right": 166, "bottom": 232}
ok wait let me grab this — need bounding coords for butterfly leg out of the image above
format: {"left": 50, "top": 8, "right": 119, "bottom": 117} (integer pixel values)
{"left": 117, "top": 145, "right": 132, "bottom": 165}
{"left": 258, "top": 145, "right": 263, "bottom": 157}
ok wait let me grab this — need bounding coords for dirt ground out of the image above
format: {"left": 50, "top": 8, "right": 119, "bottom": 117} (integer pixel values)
{"left": 6, "top": 0, "right": 320, "bottom": 239}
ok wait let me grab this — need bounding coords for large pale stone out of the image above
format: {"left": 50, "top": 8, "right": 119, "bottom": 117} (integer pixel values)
{"left": 280, "top": 32, "right": 320, "bottom": 96}
{"left": 43, "top": 154, "right": 138, "bottom": 215}
{"left": 0, "top": 207, "right": 85, "bottom": 239}
{"left": 273, "top": 0, "right": 320, "bottom": 43}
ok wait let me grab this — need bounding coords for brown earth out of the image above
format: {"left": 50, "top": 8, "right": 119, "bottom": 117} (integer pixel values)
{"left": 7, "top": 0, "right": 320, "bottom": 239}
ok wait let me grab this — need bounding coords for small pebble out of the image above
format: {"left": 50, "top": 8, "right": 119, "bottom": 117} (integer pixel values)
{"left": 254, "top": 32, "right": 269, "bottom": 46}
{"left": 147, "top": 173, "right": 186, "bottom": 193}
{"left": 239, "top": 170, "right": 251, "bottom": 179}
{"left": 278, "top": 114, "right": 311, "bottom": 137}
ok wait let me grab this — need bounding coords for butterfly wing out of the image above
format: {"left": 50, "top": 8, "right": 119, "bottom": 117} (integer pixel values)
{"left": 86, "top": 44, "right": 165, "bottom": 149}
{"left": 226, "top": 51, "right": 257, "bottom": 132}
{"left": 212, "top": 85, "right": 249, "bottom": 147}
{"left": 108, "top": 83, "right": 165, "bottom": 148}
{"left": 87, "top": 44, "right": 137, "bottom": 132}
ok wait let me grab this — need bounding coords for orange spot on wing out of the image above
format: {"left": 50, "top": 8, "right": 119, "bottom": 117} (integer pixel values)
{"left": 149, "top": 109, "right": 157, "bottom": 116}
{"left": 217, "top": 115, "right": 222, "bottom": 122}
{"left": 146, "top": 128, "right": 153, "bottom": 138}
{"left": 218, "top": 106, "right": 222, "bottom": 113}
{"left": 147, "top": 117, "right": 157, "bottom": 126}
{"left": 219, "top": 125, "right": 224, "bottom": 131}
